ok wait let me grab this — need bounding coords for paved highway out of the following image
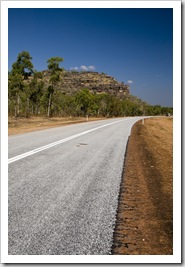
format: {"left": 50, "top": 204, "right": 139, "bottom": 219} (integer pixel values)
{"left": 8, "top": 117, "right": 143, "bottom": 255}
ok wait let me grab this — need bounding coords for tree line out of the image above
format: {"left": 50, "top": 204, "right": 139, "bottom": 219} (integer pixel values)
{"left": 8, "top": 51, "right": 173, "bottom": 118}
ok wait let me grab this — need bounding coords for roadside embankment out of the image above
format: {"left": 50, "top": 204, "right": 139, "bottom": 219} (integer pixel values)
{"left": 112, "top": 117, "right": 173, "bottom": 255}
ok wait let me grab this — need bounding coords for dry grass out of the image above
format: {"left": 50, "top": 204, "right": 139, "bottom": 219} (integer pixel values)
{"left": 8, "top": 116, "right": 105, "bottom": 135}
{"left": 112, "top": 117, "right": 173, "bottom": 255}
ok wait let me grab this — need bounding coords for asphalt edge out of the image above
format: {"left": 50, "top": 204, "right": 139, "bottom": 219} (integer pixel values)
{"left": 110, "top": 135, "right": 130, "bottom": 254}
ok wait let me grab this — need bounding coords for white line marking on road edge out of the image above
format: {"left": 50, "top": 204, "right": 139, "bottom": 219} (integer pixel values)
{"left": 8, "top": 119, "right": 128, "bottom": 164}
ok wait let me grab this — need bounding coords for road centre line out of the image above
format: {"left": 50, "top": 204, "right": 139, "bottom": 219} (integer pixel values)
{"left": 8, "top": 119, "right": 128, "bottom": 164}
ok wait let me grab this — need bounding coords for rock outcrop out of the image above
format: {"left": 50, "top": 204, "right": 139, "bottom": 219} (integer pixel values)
{"left": 42, "top": 70, "right": 130, "bottom": 97}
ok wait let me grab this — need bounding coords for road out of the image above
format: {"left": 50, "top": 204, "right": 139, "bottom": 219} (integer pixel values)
{"left": 8, "top": 117, "right": 143, "bottom": 255}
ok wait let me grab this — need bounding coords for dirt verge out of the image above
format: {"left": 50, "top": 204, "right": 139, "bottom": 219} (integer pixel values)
{"left": 112, "top": 117, "right": 173, "bottom": 255}
{"left": 8, "top": 116, "right": 105, "bottom": 135}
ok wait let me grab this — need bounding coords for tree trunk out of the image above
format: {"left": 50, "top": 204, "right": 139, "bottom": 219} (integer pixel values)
{"left": 47, "top": 93, "right": 52, "bottom": 117}
{"left": 17, "top": 95, "right": 20, "bottom": 115}
{"left": 14, "top": 105, "right": 17, "bottom": 118}
{"left": 14, "top": 94, "right": 20, "bottom": 118}
{"left": 25, "top": 97, "right": 30, "bottom": 118}
{"left": 37, "top": 104, "right": 40, "bottom": 115}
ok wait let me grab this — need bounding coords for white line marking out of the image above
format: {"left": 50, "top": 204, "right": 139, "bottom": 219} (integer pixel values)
{"left": 8, "top": 119, "right": 127, "bottom": 164}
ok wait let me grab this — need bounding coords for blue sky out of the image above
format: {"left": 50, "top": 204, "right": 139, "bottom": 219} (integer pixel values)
{"left": 8, "top": 8, "right": 173, "bottom": 106}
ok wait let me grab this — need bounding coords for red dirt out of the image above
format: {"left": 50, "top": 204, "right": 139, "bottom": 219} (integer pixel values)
{"left": 112, "top": 117, "right": 173, "bottom": 255}
{"left": 8, "top": 116, "right": 105, "bottom": 135}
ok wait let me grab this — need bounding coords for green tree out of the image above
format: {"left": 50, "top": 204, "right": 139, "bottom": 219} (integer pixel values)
{"left": 9, "top": 51, "right": 34, "bottom": 117}
{"left": 8, "top": 71, "right": 23, "bottom": 117}
{"left": 12, "top": 51, "right": 33, "bottom": 79}
{"left": 75, "top": 88, "right": 93, "bottom": 116}
{"left": 47, "top": 57, "right": 64, "bottom": 117}
{"left": 29, "top": 71, "right": 44, "bottom": 115}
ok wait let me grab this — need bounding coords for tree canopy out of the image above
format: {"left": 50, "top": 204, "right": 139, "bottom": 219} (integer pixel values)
{"left": 47, "top": 57, "right": 64, "bottom": 74}
{"left": 11, "top": 51, "right": 33, "bottom": 79}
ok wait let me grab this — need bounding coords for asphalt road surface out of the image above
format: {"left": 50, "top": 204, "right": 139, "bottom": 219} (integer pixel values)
{"left": 8, "top": 117, "right": 143, "bottom": 255}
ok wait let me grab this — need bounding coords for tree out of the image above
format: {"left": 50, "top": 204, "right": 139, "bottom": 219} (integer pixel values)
{"left": 8, "top": 71, "right": 23, "bottom": 117}
{"left": 12, "top": 51, "right": 33, "bottom": 79}
{"left": 47, "top": 57, "right": 64, "bottom": 117}
{"left": 9, "top": 51, "right": 34, "bottom": 117}
{"left": 29, "top": 71, "right": 44, "bottom": 115}
{"left": 75, "top": 88, "right": 93, "bottom": 116}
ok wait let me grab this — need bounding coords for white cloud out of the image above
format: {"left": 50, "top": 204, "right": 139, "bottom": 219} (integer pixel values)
{"left": 88, "top": 65, "right": 95, "bottom": 71}
{"left": 80, "top": 65, "right": 96, "bottom": 71}
{"left": 80, "top": 65, "right": 88, "bottom": 71}
{"left": 71, "top": 65, "right": 96, "bottom": 71}
{"left": 70, "top": 66, "right": 79, "bottom": 71}
{"left": 127, "top": 80, "right": 133, "bottom": 84}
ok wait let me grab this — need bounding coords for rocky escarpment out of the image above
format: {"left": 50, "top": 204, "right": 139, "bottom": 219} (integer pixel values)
{"left": 42, "top": 70, "right": 130, "bottom": 97}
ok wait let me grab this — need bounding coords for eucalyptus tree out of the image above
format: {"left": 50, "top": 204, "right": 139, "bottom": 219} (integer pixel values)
{"left": 75, "top": 88, "right": 94, "bottom": 116}
{"left": 46, "top": 57, "right": 64, "bottom": 117}
{"left": 9, "top": 51, "right": 34, "bottom": 117}
{"left": 29, "top": 71, "right": 44, "bottom": 115}
{"left": 11, "top": 50, "right": 33, "bottom": 79}
{"left": 8, "top": 70, "right": 23, "bottom": 117}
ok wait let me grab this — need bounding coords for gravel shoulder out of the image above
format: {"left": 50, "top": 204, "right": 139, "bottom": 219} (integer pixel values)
{"left": 112, "top": 117, "right": 173, "bottom": 255}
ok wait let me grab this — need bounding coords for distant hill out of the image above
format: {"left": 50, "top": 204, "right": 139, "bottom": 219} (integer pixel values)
{"left": 41, "top": 70, "right": 130, "bottom": 97}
